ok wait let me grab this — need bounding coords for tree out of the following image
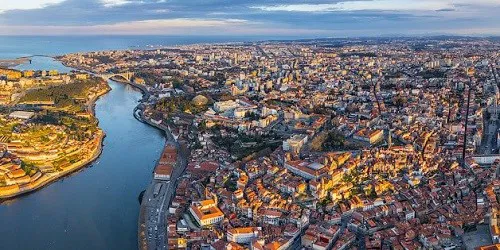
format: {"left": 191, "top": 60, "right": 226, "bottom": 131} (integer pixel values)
{"left": 368, "top": 187, "right": 378, "bottom": 198}
{"left": 310, "top": 132, "right": 328, "bottom": 151}
{"left": 322, "top": 131, "right": 346, "bottom": 151}
{"left": 198, "top": 120, "right": 207, "bottom": 131}
{"left": 393, "top": 95, "right": 407, "bottom": 108}
{"left": 245, "top": 112, "right": 260, "bottom": 120}
{"left": 172, "top": 78, "right": 183, "bottom": 89}
{"left": 21, "top": 161, "right": 37, "bottom": 175}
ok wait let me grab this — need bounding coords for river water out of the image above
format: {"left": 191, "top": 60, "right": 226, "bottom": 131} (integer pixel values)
{"left": 0, "top": 57, "right": 166, "bottom": 249}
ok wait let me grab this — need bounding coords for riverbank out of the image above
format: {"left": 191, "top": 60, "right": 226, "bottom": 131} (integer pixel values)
{"left": 87, "top": 84, "right": 112, "bottom": 115}
{"left": 0, "top": 85, "right": 110, "bottom": 200}
{"left": 44, "top": 61, "right": 174, "bottom": 248}
{"left": 0, "top": 51, "right": 169, "bottom": 250}
{"left": 110, "top": 76, "right": 150, "bottom": 100}
{"left": 58, "top": 56, "right": 150, "bottom": 100}
{"left": 0, "top": 131, "right": 105, "bottom": 199}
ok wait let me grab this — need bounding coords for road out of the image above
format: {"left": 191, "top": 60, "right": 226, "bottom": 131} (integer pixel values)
{"left": 479, "top": 109, "right": 498, "bottom": 155}
{"left": 138, "top": 117, "right": 189, "bottom": 250}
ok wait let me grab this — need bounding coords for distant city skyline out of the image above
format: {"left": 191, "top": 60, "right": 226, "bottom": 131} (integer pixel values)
{"left": 0, "top": 0, "right": 499, "bottom": 36}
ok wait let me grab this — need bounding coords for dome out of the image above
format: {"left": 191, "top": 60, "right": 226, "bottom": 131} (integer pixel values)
{"left": 192, "top": 95, "right": 209, "bottom": 106}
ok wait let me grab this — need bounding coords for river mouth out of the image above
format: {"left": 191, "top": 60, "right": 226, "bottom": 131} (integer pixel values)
{"left": 0, "top": 70, "right": 165, "bottom": 249}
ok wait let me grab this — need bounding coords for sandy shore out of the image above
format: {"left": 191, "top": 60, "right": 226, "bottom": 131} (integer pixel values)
{"left": 0, "top": 57, "right": 30, "bottom": 68}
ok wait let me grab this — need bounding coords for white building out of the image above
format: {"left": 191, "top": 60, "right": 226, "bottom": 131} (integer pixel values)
{"left": 283, "top": 134, "right": 308, "bottom": 154}
{"left": 154, "top": 164, "right": 172, "bottom": 181}
{"left": 214, "top": 100, "right": 239, "bottom": 112}
{"left": 9, "top": 111, "right": 35, "bottom": 120}
{"left": 227, "top": 227, "right": 261, "bottom": 244}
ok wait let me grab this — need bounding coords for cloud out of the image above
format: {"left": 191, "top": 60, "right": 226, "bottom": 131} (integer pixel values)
{"left": 151, "top": 9, "right": 171, "bottom": 14}
{"left": 0, "top": 0, "right": 66, "bottom": 13}
{"left": 252, "top": 1, "right": 445, "bottom": 12}
{"left": 0, "top": 0, "right": 498, "bottom": 36}
{"left": 100, "top": 0, "right": 133, "bottom": 7}
{"left": 0, "top": 18, "right": 251, "bottom": 35}
{"left": 100, "top": 0, "right": 169, "bottom": 8}
{"left": 113, "top": 18, "right": 248, "bottom": 28}
{"left": 252, "top": 0, "right": 499, "bottom": 13}
{"left": 436, "top": 8, "right": 455, "bottom": 12}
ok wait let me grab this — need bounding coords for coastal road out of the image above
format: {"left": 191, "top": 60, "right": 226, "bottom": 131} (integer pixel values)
{"left": 143, "top": 142, "right": 188, "bottom": 250}
{"left": 138, "top": 118, "right": 189, "bottom": 250}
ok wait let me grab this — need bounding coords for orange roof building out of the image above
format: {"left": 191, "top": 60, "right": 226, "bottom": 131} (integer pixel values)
{"left": 353, "top": 128, "right": 384, "bottom": 144}
{"left": 154, "top": 164, "right": 173, "bottom": 181}
{"left": 189, "top": 199, "right": 224, "bottom": 226}
{"left": 159, "top": 144, "right": 177, "bottom": 165}
{"left": 227, "top": 227, "right": 261, "bottom": 244}
{"left": 476, "top": 244, "right": 500, "bottom": 250}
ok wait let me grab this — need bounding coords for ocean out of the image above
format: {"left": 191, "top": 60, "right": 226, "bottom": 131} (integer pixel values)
{"left": 0, "top": 35, "right": 292, "bottom": 59}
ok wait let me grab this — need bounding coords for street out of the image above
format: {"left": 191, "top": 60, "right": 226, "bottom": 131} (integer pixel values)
{"left": 479, "top": 109, "right": 498, "bottom": 155}
{"left": 138, "top": 118, "right": 189, "bottom": 250}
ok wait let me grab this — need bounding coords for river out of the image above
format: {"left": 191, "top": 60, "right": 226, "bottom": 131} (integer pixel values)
{"left": 0, "top": 57, "right": 166, "bottom": 250}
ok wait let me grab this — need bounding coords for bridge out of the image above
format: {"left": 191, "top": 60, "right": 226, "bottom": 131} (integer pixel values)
{"left": 98, "top": 72, "right": 134, "bottom": 82}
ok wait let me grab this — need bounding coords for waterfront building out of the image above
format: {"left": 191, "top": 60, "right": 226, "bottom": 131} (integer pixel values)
{"left": 154, "top": 164, "right": 172, "bottom": 181}
{"left": 159, "top": 144, "right": 177, "bottom": 165}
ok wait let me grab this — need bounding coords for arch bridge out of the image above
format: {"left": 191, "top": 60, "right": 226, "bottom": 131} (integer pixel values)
{"left": 98, "top": 72, "right": 134, "bottom": 82}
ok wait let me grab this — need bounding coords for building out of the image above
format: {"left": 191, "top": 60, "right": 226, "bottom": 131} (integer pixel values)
{"left": 159, "top": 144, "right": 177, "bottom": 165}
{"left": 20, "top": 100, "right": 55, "bottom": 106}
{"left": 227, "top": 227, "right": 261, "bottom": 244}
{"left": 353, "top": 129, "right": 384, "bottom": 145}
{"left": 491, "top": 207, "right": 500, "bottom": 243}
{"left": 476, "top": 244, "right": 500, "bottom": 250}
{"left": 189, "top": 199, "right": 224, "bottom": 226}
{"left": 214, "top": 100, "right": 239, "bottom": 112}
{"left": 233, "top": 108, "right": 248, "bottom": 118}
{"left": 8, "top": 111, "right": 35, "bottom": 120}
{"left": 260, "top": 209, "right": 282, "bottom": 225}
{"left": 0, "top": 68, "right": 22, "bottom": 80}
{"left": 75, "top": 73, "right": 89, "bottom": 80}
{"left": 263, "top": 238, "right": 292, "bottom": 250}
{"left": 134, "top": 77, "right": 146, "bottom": 85}
{"left": 284, "top": 160, "right": 327, "bottom": 180}
{"left": 154, "top": 164, "right": 173, "bottom": 181}
{"left": 283, "top": 134, "right": 308, "bottom": 154}
{"left": 168, "top": 238, "right": 187, "bottom": 249}
{"left": 23, "top": 70, "right": 34, "bottom": 78}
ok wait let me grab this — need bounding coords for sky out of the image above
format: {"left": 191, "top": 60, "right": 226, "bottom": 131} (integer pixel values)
{"left": 0, "top": 0, "right": 499, "bottom": 37}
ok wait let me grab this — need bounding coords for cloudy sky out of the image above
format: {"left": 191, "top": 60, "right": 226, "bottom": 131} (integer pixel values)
{"left": 0, "top": 0, "right": 499, "bottom": 36}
